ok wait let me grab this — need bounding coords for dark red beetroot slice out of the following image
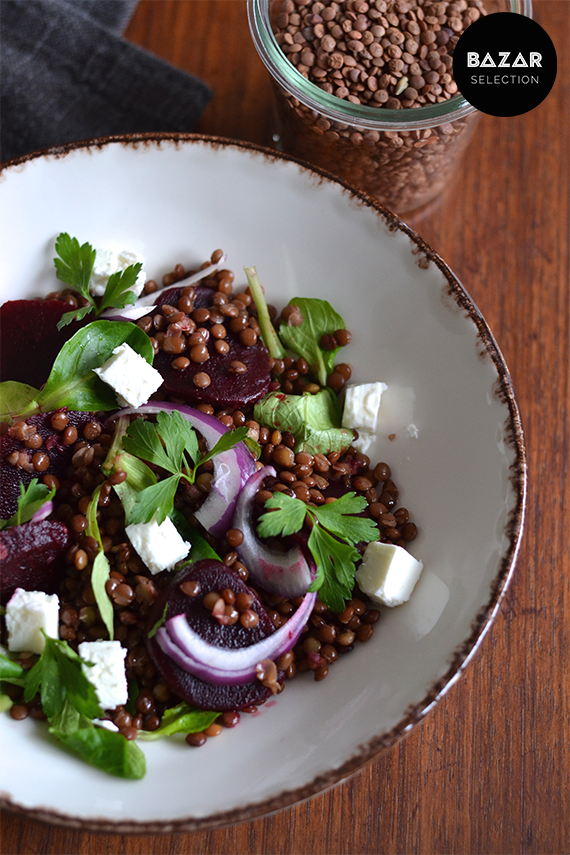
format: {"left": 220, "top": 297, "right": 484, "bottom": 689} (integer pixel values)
{"left": 153, "top": 285, "right": 213, "bottom": 311}
{"left": 152, "top": 286, "right": 272, "bottom": 409}
{"left": 154, "top": 334, "right": 271, "bottom": 410}
{"left": 0, "top": 410, "right": 104, "bottom": 519}
{"left": 0, "top": 519, "right": 70, "bottom": 604}
{"left": 146, "top": 559, "right": 281, "bottom": 711}
{"left": 0, "top": 300, "right": 84, "bottom": 388}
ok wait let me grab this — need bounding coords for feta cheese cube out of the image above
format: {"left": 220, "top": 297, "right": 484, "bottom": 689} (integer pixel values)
{"left": 78, "top": 640, "right": 128, "bottom": 711}
{"left": 93, "top": 342, "right": 163, "bottom": 407}
{"left": 125, "top": 515, "right": 190, "bottom": 575}
{"left": 342, "top": 382, "right": 388, "bottom": 433}
{"left": 90, "top": 248, "right": 146, "bottom": 297}
{"left": 5, "top": 588, "right": 59, "bottom": 654}
{"left": 355, "top": 541, "right": 424, "bottom": 607}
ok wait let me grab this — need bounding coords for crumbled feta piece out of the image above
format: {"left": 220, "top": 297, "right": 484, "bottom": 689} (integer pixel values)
{"left": 93, "top": 342, "right": 163, "bottom": 407}
{"left": 90, "top": 248, "right": 146, "bottom": 297}
{"left": 5, "top": 589, "right": 59, "bottom": 654}
{"left": 78, "top": 640, "right": 128, "bottom": 711}
{"left": 342, "top": 382, "right": 388, "bottom": 433}
{"left": 355, "top": 541, "right": 424, "bottom": 607}
{"left": 125, "top": 515, "right": 190, "bottom": 576}
{"left": 406, "top": 423, "right": 419, "bottom": 439}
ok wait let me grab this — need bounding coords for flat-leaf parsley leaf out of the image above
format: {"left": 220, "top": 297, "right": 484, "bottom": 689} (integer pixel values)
{"left": 257, "top": 492, "right": 378, "bottom": 612}
{"left": 54, "top": 233, "right": 142, "bottom": 329}
{"left": 122, "top": 411, "right": 249, "bottom": 526}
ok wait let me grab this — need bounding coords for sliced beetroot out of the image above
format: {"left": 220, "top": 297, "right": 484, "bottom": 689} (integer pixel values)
{"left": 154, "top": 335, "right": 271, "bottom": 410}
{"left": 146, "top": 559, "right": 281, "bottom": 711}
{"left": 0, "top": 299, "right": 84, "bottom": 388}
{"left": 153, "top": 285, "right": 213, "bottom": 311}
{"left": 0, "top": 410, "right": 104, "bottom": 519}
{"left": 151, "top": 286, "right": 272, "bottom": 409}
{"left": 0, "top": 519, "right": 70, "bottom": 604}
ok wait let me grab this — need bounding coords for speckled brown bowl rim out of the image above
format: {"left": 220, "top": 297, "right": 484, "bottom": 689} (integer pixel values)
{"left": 0, "top": 132, "right": 527, "bottom": 834}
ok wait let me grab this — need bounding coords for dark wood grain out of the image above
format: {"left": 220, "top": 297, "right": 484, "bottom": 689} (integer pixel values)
{"left": 1, "top": 2, "right": 568, "bottom": 852}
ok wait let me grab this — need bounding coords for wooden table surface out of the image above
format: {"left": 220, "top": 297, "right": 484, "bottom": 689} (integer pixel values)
{"left": 2, "top": 1, "right": 568, "bottom": 853}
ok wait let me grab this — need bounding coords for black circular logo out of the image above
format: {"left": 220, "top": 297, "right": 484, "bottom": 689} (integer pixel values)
{"left": 453, "top": 13, "right": 557, "bottom": 117}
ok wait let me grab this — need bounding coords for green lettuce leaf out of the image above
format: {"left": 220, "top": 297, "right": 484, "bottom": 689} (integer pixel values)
{"left": 253, "top": 389, "right": 353, "bottom": 454}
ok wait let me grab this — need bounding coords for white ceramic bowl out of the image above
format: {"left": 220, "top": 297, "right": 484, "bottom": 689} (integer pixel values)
{"left": 0, "top": 135, "right": 526, "bottom": 832}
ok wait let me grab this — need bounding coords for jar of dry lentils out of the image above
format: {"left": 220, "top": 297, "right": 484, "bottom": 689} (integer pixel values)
{"left": 248, "top": 0, "right": 533, "bottom": 216}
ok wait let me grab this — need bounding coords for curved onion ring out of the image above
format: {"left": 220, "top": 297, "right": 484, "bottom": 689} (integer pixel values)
{"left": 233, "top": 466, "right": 314, "bottom": 599}
{"left": 100, "top": 254, "right": 227, "bottom": 320}
{"left": 156, "top": 589, "right": 316, "bottom": 685}
{"left": 113, "top": 401, "right": 255, "bottom": 537}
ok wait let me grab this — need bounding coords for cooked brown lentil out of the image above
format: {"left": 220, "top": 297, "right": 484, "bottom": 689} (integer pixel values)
{"left": 2, "top": 253, "right": 420, "bottom": 752}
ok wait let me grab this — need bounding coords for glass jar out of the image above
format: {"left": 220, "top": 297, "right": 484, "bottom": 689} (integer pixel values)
{"left": 248, "top": 0, "right": 533, "bottom": 216}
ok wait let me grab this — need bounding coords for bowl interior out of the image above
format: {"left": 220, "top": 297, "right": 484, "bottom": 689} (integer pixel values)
{"left": 0, "top": 136, "right": 525, "bottom": 831}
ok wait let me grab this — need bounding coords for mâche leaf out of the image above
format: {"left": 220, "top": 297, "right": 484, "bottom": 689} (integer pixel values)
{"left": 11, "top": 321, "right": 154, "bottom": 419}
{"left": 91, "top": 552, "right": 115, "bottom": 640}
{"left": 86, "top": 483, "right": 114, "bottom": 639}
{"left": 36, "top": 320, "right": 154, "bottom": 414}
{"left": 278, "top": 298, "right": 345, "bottom": 386}
{"left": 0, "top": 381, "right": 40, "bottom": 423}
{"left": 258, "top": 491, "right": 378, "bottom": 612}
{"left": 137, "top": 702, "right": 218, "bottom": 741}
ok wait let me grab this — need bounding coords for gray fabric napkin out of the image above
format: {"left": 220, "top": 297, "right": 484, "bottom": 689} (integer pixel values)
{"left": 1, "top": 0, "right": 213, "bottom": 163}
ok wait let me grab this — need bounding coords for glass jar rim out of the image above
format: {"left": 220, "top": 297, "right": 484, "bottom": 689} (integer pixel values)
{"left": 248, "top": 0, "right": 533, "bottom": 131}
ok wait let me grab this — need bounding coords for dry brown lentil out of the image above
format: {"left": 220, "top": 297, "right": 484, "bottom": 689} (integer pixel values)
{"left": 268, "top": 0, "right": 486, "bottom": 212}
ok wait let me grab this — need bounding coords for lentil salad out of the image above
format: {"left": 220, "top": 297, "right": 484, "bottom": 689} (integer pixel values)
{"left": 0, "top": 240, "right": 420, "bottom": 778}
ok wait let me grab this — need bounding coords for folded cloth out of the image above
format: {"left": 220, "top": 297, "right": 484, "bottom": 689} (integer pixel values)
{"left": 69, "top": 0, "right": 141, "bottom": 34}
{"left": 1, "top": 0, "right": 213, "bottom": 163}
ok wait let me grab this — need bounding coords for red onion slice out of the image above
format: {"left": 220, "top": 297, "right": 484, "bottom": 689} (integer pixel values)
{"left": 99, "top": 305, "right": 157, "bottom": 321}
{"left": 30, "top": 500, "right": 54, "bottom": 524}
{"left": 233, "top": 466, "right": 314, "bottom": 598}
{"left": 156, "top": 589, "right": 316, "bottom": 685}
{"left": 113, "top": 401, "right": 255, "bottom": 537}
{"left": 99, "top": 254, "right": 228, "bottom": 320}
